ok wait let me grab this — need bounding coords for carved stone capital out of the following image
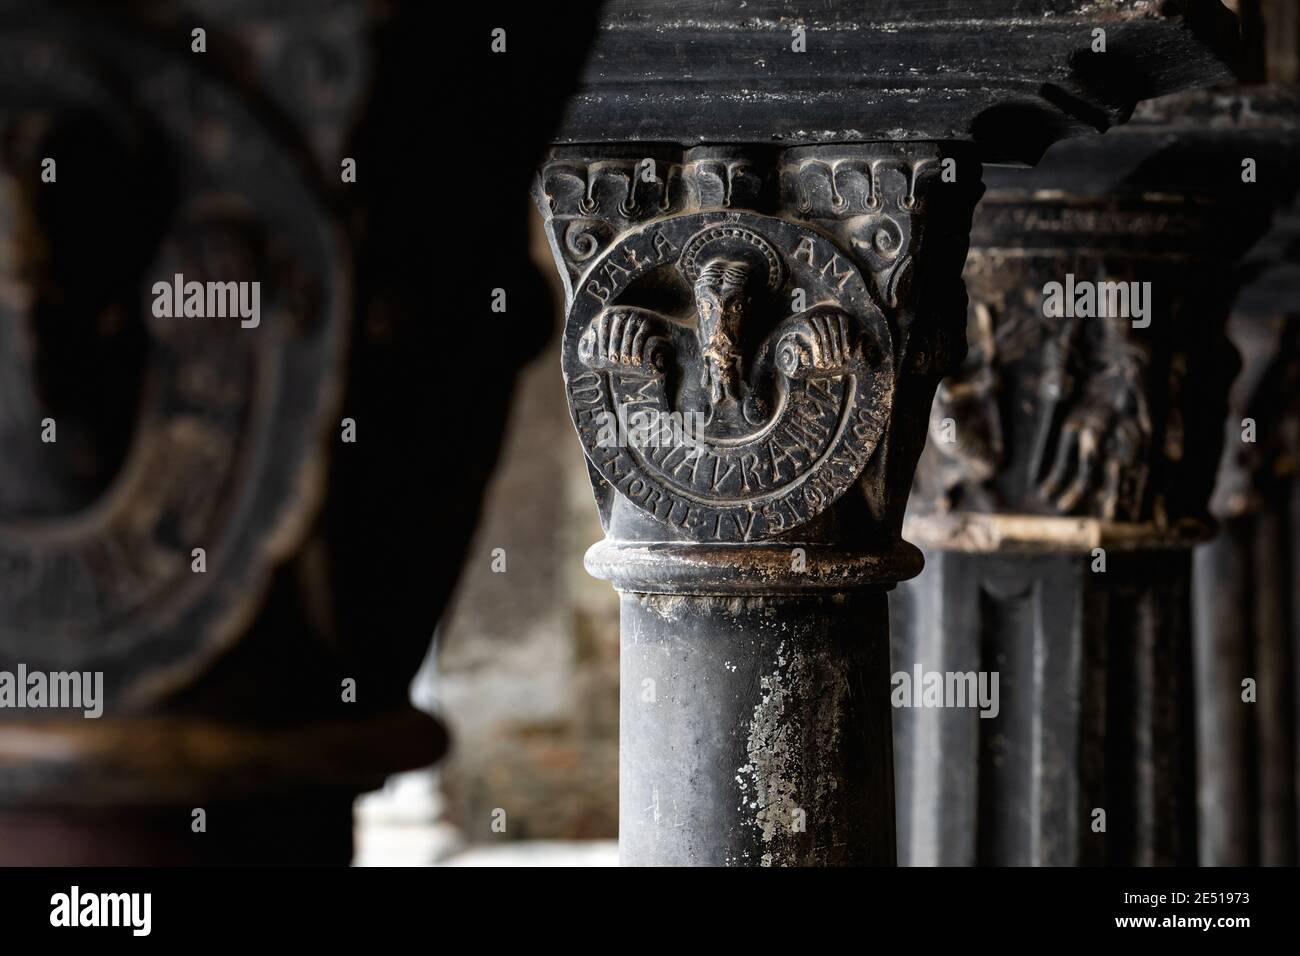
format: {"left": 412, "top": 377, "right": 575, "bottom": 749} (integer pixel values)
{"left": 909, "top": 88, "right": 1300, "bottom": 547}
{"left": 538, "top": 143, "right": 982, "bottom": 582}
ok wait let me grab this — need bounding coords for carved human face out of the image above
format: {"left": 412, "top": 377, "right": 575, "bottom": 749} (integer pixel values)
{"left": 693, "top": 259, "right": 750, "bottom": 355}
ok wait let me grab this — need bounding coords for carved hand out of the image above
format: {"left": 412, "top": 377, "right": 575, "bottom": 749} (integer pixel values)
{"left": 776, "top": 308, "right": 863, "bottom": 378}
{"left": 578, "top": 307, "right": 668, "bottom": 374}
{"left": 1039, "top": 401, "right": 1149, "bottom": 519}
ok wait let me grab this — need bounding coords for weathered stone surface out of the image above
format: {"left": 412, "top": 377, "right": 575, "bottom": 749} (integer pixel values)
{"left": 911, "top": 87, "right": 1300, "bottom": 535}
{"left": 538, "top": 136, "right": 983, "bottom": 865}
{"left": 620, "top": 591, "right": 895, "bottom": 866}
{"left": 555, "top": 0, "right": 1238, "bottom": 162}
{"left": 541, "top": 143, "right": 983, "bottom": 555}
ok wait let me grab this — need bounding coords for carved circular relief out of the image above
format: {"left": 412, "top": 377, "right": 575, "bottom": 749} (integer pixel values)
{"left": 0, "top": 22, "right": 347, "bottom": 707}
{"left": 563, "top": 211, "right": 893, "bottom": 542}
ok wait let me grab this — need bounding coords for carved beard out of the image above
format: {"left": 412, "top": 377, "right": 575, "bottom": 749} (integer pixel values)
{"left": 694, "top": 260, "right": 750, "bottom": 407}
{"left": 701, "top": 340, "right": 740, "bottom": 406}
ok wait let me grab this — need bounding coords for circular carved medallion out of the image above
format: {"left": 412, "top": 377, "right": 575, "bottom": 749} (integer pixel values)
{"left": 562, "top": 211, "right": 893, "bottom": 542}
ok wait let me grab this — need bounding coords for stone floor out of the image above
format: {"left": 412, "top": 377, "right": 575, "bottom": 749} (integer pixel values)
{"left": 352, "top": 769, "right": 618, "bottom": 866}
{"left": 353, "top": 819, "right": 617, "bottom": 867}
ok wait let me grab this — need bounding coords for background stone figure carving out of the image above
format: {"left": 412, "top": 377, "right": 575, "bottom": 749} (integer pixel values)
{"left": 922, "top": 302, "right": 1002, "bottom": 513}
{"left": 921, "top": 283, "right": 1155, "bottom": 521}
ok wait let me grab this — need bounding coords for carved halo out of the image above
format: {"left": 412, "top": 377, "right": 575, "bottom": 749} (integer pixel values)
{"left": 676, "top": 224, "right": 785, "bottom": 293}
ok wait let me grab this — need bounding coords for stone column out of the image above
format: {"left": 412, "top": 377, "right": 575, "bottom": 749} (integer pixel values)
{"left": 537, "top": 143, "right": 979, "bottom": 865}
{"left": 0, "top": 2, "right": 587, "bottom": 864}
{"left": 1194, "top": 192, "right": 1300, "bottom": 866}
{"left": 892, "top": 87, "right": 1300, "bottom": 866}
{"left": 1190, "top": 0, "right": 1300, "bottom": 868}
{"left": 533, "top": 2, "right": 1236, "bottom": 866}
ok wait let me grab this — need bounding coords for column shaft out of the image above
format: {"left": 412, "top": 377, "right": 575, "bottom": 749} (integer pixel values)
{"left": 620, "top": 592, "right": 894, "bottom": 866}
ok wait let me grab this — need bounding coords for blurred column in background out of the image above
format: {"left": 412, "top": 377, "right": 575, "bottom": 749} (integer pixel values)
{"left": 1195, "top": 204, "right": 1300, "bottom": 865}
{"left": 1193, "top": 0, "right": 1300, "bottom": 867}
{"left": 892, "top": 87, "right": 1300, "bottom": 866}
{"left": 430, "top": 214, "right": 620, "bottom": 847}
{"left": 0, "top": 1, "right": 593, "bottom": 864}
